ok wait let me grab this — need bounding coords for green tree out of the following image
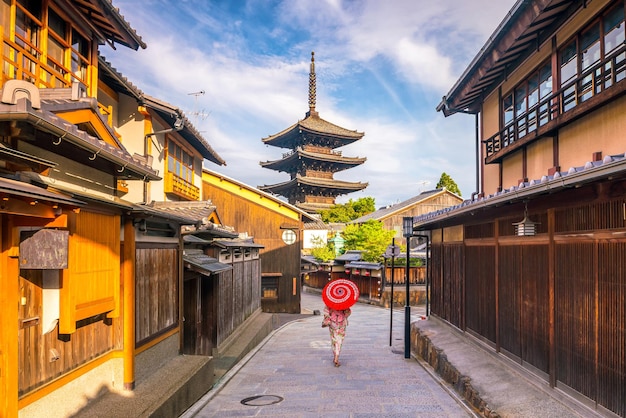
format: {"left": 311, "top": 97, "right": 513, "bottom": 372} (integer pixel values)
{"left": 309, "top": 235, "right": 336, "bottom": 262}
{"left": 341, "top": 220, "right": 396, "bottom": 262}
{"left": 319, "top": 197, "right": 376, "bottom": 223}
{"left": 436, "top": 172, "right": 461, "bottom": 196}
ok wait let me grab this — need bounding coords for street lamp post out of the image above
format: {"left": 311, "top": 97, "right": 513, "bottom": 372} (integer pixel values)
{"left": 402, "top": 217, "right": 413, "bottom": 359}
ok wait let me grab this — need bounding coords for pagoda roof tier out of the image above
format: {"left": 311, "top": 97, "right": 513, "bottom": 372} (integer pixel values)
{"left": 259, "top": 174, "right": 367, "bottom": 196}
{"left": 262, "top": 113, "right": 364, "bottom": 149}
{"left": 295, "top": 201, "right": 336, "bottom": 212}
{"left": 260, "top": 147, "right": 366, "bottom": 173}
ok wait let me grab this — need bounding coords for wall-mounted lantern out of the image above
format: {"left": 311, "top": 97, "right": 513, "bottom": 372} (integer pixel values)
{"left": 513, "top": 203, "right": 538, "bottom": 236}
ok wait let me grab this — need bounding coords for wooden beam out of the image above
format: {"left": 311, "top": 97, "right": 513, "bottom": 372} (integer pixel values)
{"left": 122, "top": 218, "right": 136, "bottom": 390}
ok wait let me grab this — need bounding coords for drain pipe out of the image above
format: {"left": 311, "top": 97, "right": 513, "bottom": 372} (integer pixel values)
{"left": 436, "top": 99, "right": 481, "bottom": 201}
{"left": 471, "top": 112, "right": 480, "bottom": 201}
{"left": 142, "top": 116, "right": 185, "bottom": 203}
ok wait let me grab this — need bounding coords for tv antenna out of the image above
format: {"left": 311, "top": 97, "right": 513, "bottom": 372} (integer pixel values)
{"left": 187, "top": 90, "right": 211, "bottom": 125}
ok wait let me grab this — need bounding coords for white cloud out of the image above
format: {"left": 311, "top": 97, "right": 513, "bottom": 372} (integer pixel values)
{"left": 108, "top": 0, "right": 517, "bottom": 208}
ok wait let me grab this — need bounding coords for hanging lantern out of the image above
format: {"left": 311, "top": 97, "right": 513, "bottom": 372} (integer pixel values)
{"left": 513, "top": 202, "right": 538, "bottom": 236}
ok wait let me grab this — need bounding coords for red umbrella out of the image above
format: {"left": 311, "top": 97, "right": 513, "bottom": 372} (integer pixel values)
{"left": 322, "top": 279, "right": 360, "bottom": 310}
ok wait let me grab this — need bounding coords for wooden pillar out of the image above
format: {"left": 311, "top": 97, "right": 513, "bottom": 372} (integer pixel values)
{"left": 1, "top": 216, "right": 18, "bottom": 416}
{"left": 123, "top": 218, "right": 136, "bottom": 390}
{"left": 548, "top": 208, "right": 556, "bottom": 388}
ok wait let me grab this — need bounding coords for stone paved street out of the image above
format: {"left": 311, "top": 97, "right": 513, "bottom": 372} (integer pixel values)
{"left": 182, "top": 293, "right": 474, "bottom": 417}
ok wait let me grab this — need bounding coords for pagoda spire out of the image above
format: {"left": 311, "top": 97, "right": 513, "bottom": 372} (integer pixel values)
{"left": 307, "top": 51, "right": 318, "bottom": 117}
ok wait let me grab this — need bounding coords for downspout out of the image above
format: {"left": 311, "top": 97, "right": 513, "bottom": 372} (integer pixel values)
{"left": 142, "top": 115, "right": 185, "bottom": 204}
{"left": 472, "top": 112, "right": 480, "bottom": 201}
{"left": 436, "top": 97, "right": 481, "bottom": 200}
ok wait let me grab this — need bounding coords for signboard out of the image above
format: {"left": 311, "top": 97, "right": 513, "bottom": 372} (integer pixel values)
{"left": 383, "top": 244, "right": 401, "bottom": 258}
{"left": 19, "top": 229, "right": 69, "bottom": 269}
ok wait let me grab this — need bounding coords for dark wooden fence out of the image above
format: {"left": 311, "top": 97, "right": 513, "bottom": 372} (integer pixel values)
{"left": 429, "top": 190, "right": 626, "bottom": 417}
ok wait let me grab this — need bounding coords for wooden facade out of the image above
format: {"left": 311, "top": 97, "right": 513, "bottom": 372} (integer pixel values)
{"left": 422, "top": 1, "right": 626, "bottom": 415}
{"left": 426, "top": 184, "right": 626, "bottom": 416}
{"left": 0, "top": 1, "right": 233, "bottom": 415}
{"left": 203, "top": 169, "right": 316, "bottom": 313}
{"left": 183, "top": 241, "right": 261, "bottom": 355}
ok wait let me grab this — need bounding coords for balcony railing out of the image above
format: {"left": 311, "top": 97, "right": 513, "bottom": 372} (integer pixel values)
{"left": 1, "top": 26, "right": 86, "bottom": 90}
{"left": 164, "top": 172, "right": 199, "bottom": 200}
{"left": 484, "top": 44, "right": 626, "bottom": 161}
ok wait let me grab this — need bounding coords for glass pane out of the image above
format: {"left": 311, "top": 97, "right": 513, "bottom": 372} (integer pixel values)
{"left": 539, "top": 63, "right": 552, "bottom": 99}
{"left": 528, "top": 74, "right": 539, "bottom": 109}
{"left": 72, "top": 30, "right": 89, "bottom": 56}
{"left": 515, "top": 85, "right": 526, "bottom": 116}
{"left": 604, "top": 5, "right": 625, "bottom": 55}
{"left": 503, "top": 94, "right": 514, "bottom": 125}
{"left": 48, "top": 8, "right": 66, "bottom": 38}
{"left": 581, "top": 24, "right": 600, "bottom": 71}
{"left": 560, "top": 42, "right": 577, "bottom": 86}
{"left": 18, "top": 0, "right": 41, "bottom": 19}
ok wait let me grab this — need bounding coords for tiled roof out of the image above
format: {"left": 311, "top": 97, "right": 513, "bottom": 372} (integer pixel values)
{"left": 74, "top": 0, "right": 146, "bottom": 50}
{"left": 344, "top": 261, "right": 382, "bottom": 270}
{"left": 335, "top": 250, "right": 363, "bottom": 262}
{"left": 0, "top": 97, "right": 159, "bottom": 181}
{"left": 352, "top": 189, "right": 447, "bottom": 223}
{"left": 98, "top": 57, "right": 225, "bottom": 166}
{"left": 149, "top": 200, "right": 216, "bottom": 222}
{"left": 203, "top": 168, "right": 319, "bottom": 223}
{"left": 260, "top": 174, "right": 368, "bottom": 194}
{"left": 413, "top": 152, "right": 626, "bottom": 228}
{"left": 183, "top": 248, "right": 232, "bottom": 275}
{"left": 211, "top": 238, "right": 264, "bottom": 248}
{"left": 263, "top": 113, "right": 365, "bottom": 144}
{"left": 260, "top": 147, "right": 366, "bottom": 171}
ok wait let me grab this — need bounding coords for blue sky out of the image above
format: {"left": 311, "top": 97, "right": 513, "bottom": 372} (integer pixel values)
{"left": 107, "top": 0, "right": 517, "bottom": 208}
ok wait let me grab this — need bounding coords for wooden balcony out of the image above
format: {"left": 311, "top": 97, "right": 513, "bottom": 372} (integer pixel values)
{"left": 1, "top": 27, "right": 76, "bottom": 90}
{"left": 164, "top": 172, "right": 199, "bottom": 200}
{"left": 484, "top": 45, "right": 626, "bottom": 164}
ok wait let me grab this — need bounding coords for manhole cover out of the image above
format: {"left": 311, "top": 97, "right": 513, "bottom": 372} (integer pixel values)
{"left": 240, "top": 395, "right": 284, "bottom": 406}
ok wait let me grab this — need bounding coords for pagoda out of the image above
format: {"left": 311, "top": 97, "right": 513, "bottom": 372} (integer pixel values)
{"left": 259, "top": 52, "right": 367, "bottom": 213}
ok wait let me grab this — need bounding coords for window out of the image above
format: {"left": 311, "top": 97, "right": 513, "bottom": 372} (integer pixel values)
{"left": 559, "top": 4, "right": 625, "bottom": 109}
{"left": 4, "top": 1, "right": 91, "bottom": 88}
{"left": 502, "top": 61, "right": 552, "bottom": 140}
{"left": 167, "top": 139, "right": 194, "bottom": 183}
{"left": 603, "top": 5, "right": 626, "bottom": 87}
{"left": 48, "top": 8, "right": 69, "bottom": 78}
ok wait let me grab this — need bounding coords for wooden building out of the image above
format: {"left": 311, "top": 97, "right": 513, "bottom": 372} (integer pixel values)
{"left": 416, "top": 1, "right": 626, "bottom": 416}
{"left": 259, "top": 52, "right": 368, "bottom": 213}
{"left": 202, "top": 169, "right": 318, "bottom": 313}
{"left": 0, "top": 1, "right": 159, "bottom": 415}
{"left": 0, "top": 1, "right": 248, "bottom": 415}
{"left": 352, "top": 189, "right": 463, "bottom": 244}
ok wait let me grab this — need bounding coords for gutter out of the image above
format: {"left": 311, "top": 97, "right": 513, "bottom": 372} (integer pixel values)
{"left": 0, "top": 110, "right": 160, "bottom": 181}
{"left": 414, "top": 156, "right": 626, "bottom": 229}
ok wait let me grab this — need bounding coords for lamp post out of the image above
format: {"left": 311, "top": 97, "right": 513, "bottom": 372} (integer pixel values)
{"left": 402, "top": 217, "right": 413, "bottom": 359}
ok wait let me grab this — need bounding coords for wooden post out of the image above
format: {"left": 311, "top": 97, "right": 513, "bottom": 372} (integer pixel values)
{"left": 1, "top": 216, "right": 19, "bottom": 416}
{"left": 123, "top": 218, "right": 136, "bottom": 390}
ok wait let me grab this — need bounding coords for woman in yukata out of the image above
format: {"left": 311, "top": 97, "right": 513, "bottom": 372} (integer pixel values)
{"left": 323, "top": 306, "right": 351, "bottom": 367}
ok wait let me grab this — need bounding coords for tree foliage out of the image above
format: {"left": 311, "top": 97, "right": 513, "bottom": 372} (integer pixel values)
{"left": 309, "top": 235, "right": 336, "bottom": 262}
{"left": 319, "top": 197, "right": 376, "bottom": 223}
{"left": 341, "top": 220, "right": 396, "bottom": 262}
{"left": 436, "top": 172, "right": 461, "bottom": 196}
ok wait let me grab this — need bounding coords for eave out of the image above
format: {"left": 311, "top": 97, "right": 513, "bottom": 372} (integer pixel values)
{"left": 262, "top": 114, "right": 364, "bottom": 149}
{"left": 260, "top": 147, "right": 366, "bottom": 172}
{"left": 259, "top": 174, "right": 368, "bottom": 195}
{"left": 437, "top": 0, "right": 582, "bottom": 116}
